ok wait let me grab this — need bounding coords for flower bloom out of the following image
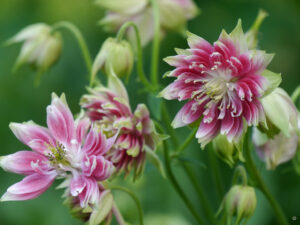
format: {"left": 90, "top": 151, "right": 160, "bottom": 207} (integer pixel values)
{"left": 0, "top": 93, "right": 115, "bottom": 209}
{"left": 160, "top": 20, "right": 277, "bottom": 146}
{"left": 97, "top": 0, "right": 198, "bottom": 46}
{"left": 81, "top": 74, "right": 160, "bottom": 178}
{"left": 6, "top": 23, "right": 62, "bottom": 76}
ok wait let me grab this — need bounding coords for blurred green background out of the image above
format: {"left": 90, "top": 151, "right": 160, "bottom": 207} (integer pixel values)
{"left": 0, "top": 0, "right": 299, "bottom": 225}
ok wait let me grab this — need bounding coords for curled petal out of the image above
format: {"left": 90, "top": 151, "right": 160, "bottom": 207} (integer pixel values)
{"left": 1, "top": 173, "right": 56, "bottom": 201}
{"left": 83, "top": 156, "right": 115, "bottom": 180}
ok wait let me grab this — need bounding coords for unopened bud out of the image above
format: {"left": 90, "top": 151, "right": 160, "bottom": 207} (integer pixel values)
{"left": 92, "top": 38, "right": 134, "bottom": 79}
{"left": 223, "top": 185, "right": 257, "bottom": 225}
{"left": 213, "top": 134, "right": 244, "bottom": 167}
{"left": 6, "top": 23, "right": 62, "bottom": 79}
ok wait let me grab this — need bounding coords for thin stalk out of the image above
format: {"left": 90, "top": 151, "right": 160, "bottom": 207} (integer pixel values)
{"left": 115, "top": 22, "right": 153, "bottom": 91}
{"left": 163, "top": 141, "right": 206, "bottom": 225}
{"left": 161, "top": 102, "right": 179, "bottom": 147}
{"left": 150, "top": 0, "right": 160, "bottom": 88}
{"left": 171, "top": 128, "right": 197, "bottom": 158}
{"left": 232, "top": 165, "right": 248, "bottom": 186}
{"left": 51, "top": 21, "right": 92, "bottom": 83}
{"left": 109, "top": 186, "right": 144, "bottom": 225}
{"left": 181, "top": 163, "right": 218, "bottom": 225}
{"left": 112, "top": 202, "right": 126, "bottom": 225}
{"left": 244, "top": 133, "right": 289, "bottom": 225}
{"left": 208, "top": 145, "right": 225, "bottom": 200}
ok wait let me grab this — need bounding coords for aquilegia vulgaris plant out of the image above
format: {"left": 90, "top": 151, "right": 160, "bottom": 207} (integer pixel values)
{"left": 1, "top": 1, "right": 300, "bottom": 225}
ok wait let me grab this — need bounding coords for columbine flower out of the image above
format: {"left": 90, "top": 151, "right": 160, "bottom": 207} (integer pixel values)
{"left": 81, "top": 73, "right": 160, "bottom": 179}
{"left": 0, "top": 93, "right": 115, "bottom": 210}
{"left": 6, "top": 23, "right": 62, "bottom": 78}
{"left": 160, "top": 20, "right": 279, "bottom": 147}
{"left": 97, "top": 0, "right": 198, "bottom": 46}
{"left": 253, "top": 88, "right": 299, "bottom": 169}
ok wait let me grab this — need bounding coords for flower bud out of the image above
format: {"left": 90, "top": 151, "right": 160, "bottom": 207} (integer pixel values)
{"left": 92, "top": 37, "right": 134, "bottom": 78}
{"left": 6, "top": 23, "right": 62, "bottom": 78}
{"left": 261, "top": 88, "right": 299, "bottom": 137}
{"left": 223, "top": 185, "right": 257, "bottom": 225}
{"left": 213, "top": 134, "right": 244, "bottom": 167}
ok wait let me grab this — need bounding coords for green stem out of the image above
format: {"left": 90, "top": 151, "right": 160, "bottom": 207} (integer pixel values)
{"left": 115, "top": 22, "right": 153, "bottom": 91}
{"left": 181, "top": 163, "right": 218, "bottom": 225}
{"left": 208, "top": 145, "right": 225, "bottom": 200}
{"left": 112, "top": 202, "right": 127, "bottom": 225}
{"left": 51, "top": 21, "right": 93, "bottom": 83}
{"left": 232, "top": 165, "right": 248, "bottom": 186}
{"left": 161, "top": 102, "right": 179, "bottom": 147}
{"left": 171, "top": 128, "right": 197, "bottom": 158}
{"left": 291, "top": 85, "right": 300, "bottom": 103}
{"left": 163, "top": 141, "right": 206, "bottom": 225}
{"left": 109, "top": 186, "right": 144, "bottom": 225}
{"left": 244, "top": 133, "right": 289, "bottom": 225}
{"left": 150, "top": 0, "right": 160, "bottom": 88}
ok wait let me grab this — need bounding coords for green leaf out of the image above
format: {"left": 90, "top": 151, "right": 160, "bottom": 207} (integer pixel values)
{"left": 261, "top": 69, "right": 282, "bottom": 97}
{"left": 147, "top": 93, "right": 162, "bottom": 120}
{"left": 144, "top": 146, "right": 166, "bottom": 178}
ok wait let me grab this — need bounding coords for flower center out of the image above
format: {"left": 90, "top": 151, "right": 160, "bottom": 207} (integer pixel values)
{"left": 47, "top": 142, "right": 71, "bottom": 167}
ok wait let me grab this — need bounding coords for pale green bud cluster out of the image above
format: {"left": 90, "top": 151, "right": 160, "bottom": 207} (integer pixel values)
{"left": 92, "top": 37, "right": 134, "bottom": 79}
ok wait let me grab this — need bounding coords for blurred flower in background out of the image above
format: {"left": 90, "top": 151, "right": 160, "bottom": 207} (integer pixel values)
{"left": 96, "top": 0, "right": 198, "bottom": 46}
{"left": 5, "top": 23, "right": 62, "bottom": 82}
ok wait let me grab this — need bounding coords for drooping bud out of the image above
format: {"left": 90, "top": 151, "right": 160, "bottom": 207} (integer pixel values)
{"left": 245, "top": 9, "right": 268, "bottom": 49}
{"left": 260, "top": 88, "right": 299, "bottom": 137}
{"left": 222, "top": 185, "right": 257, "bottom": 225}
{"left": 213, "top": 134, "right": 244, "bottom": 167}
{"left": 6, "top": 23, "right": 62, "bottom": 80}
{"left": 92, "top": 37, "right": 134, "bottom": 79}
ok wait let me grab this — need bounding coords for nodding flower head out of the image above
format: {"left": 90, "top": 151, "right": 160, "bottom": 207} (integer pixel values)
{"left": 0, "top": 93, "right": 116, "bottom": 209}
{"left": 6, "top": 23, "right": 62, "bottom": 79}
{"left": 159, "top": 20, "right": 279, "bottom": 147}
{"left": 81, "top": 74, "right": 160, "bottom": 179}
{"left": 97, "top": 0, "right": 198, "bottom": 46}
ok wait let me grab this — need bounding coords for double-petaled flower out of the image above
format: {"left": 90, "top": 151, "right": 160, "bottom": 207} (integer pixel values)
{"left": 81, "top": 74, "right": 160, "bottom": 179}
{"left": 0, "top": 93, "right": 116, "bottom": 209}
{"left": 97, "top": 0, "right": 198, "bottom": 46}
{"left": 160, "top": 20, "right": 280, "bottom": 147}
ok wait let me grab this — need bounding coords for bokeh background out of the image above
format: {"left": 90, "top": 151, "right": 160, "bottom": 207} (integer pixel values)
{"left": 0, "top": 0, "right": 299, "bottom": 224}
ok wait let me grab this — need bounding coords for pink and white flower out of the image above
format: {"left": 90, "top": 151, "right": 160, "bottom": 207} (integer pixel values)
{"left": 0, "top": 93, "right": 115, "bottom": 209}
{"left": 81, "top": 74, "right": 160, "bottom": 178}
{"left": 160, "top": 20, "right": 279, "bottom": 146}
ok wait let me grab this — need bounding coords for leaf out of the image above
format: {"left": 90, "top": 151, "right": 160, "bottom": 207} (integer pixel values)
{"left": 89, "top": 190, "right": 114, "bottom": 225}
{"left": 144, "top": 146, "right": 166, "bottom": 178}
{"left": 147, "top": 93, "right": 162, "bottom": 120}
{"left": 261, "top": 69, "right": 282, "bottom": 97}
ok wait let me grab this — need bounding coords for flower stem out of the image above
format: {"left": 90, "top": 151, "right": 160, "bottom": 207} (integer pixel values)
{"left": 51, "top": 21, "right": 93, "bottom": 84}
{"left": 109, "top": 186, "right": 144, "bottom": 225}
{"left": 181, "top": 163, "right": 218, "bottom": 225}
{"left": 112, "top": 202, "right": 127, "bottom": 225}
{"left": 115, "top": 22, "right": 153, "bottom": 92}
{"left": 162, "top": 141, "right": 206, "bottom": 225}
{"left": 171, "top": 128, "right": 197, "bottom": 158}
{"left": 232, "top": 165, "right": 248, "bottom": 186}
{"left": 244, "top": 133, "right": 289, "bottom": 225}
{"left": 150, "top": 0, "right": 160, "bottom": 88}
{"left": 208, "top": 145, "right": 225, "bottom": 200}
{"left": 161, "top": 102, "right": 179, "bottom": 147}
